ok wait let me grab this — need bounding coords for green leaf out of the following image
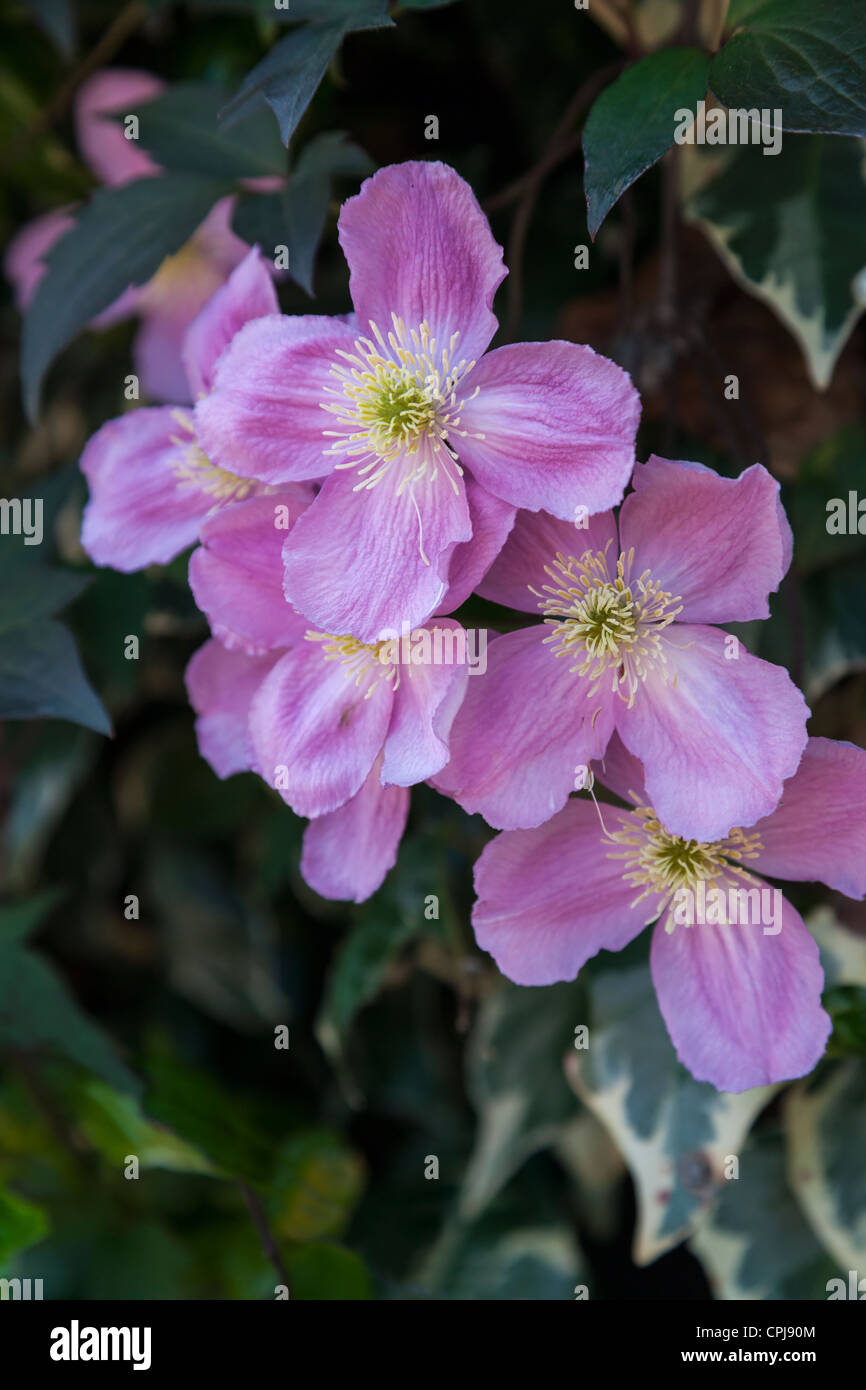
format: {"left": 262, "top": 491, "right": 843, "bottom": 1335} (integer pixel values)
{"left": 568, "top": 955, "right": 774, "bottom": 1265}
{"left": 267, "top": 1130, "right": 365, "bottom": 1241}
{"left": 74, "top": 1079, "right": 222, "bottom": 1177}
{"left": 285, "top": 1242, "right": 372, "bottom": 1299}
{"left": 0, "top": 945, "right": 138, "bottom": 1094}
{"left": 21, "top": 173, "right": 234, "bottom": 419}
{"left": 21, "top": 0, "right": 75, "bottom": 55}
{"left": 786, "top": 1059, "right": 866, "bottom": 1271}
{"left": 711, "top": 0, "right": 866, "bottom": 137}
{"left": 315, "top": 838, "right": 441, "bottom": 1059}
{"left": 415, "top": 1206, "right": 584, "bottom": 1300}
{"left": 0, "top": 620, "right": 111, "bottom": 734}
{"left": 691, "top": 1129, "right": 837, "bottom": 1299}
{"left": 233, "top": 132, "right": 372, "bottom": 295}
{"left": 143, "top": 1054, "right": 273, "bottom": 1182}
{"left": 128, "top": 83, "right": 287, "bottom": 178}
{"left": 582, "top": 48, "right": 710, "bottom": 238}
{"left": 220, "top": 10, "right": 393, "bottom": 144}
{"left": 0, "top": 891, "right": 63, "bottom": 948}
{"left": 784, "top": 426, "right": 866, "bottom": 573}
{"left": 0, "top": 1186, "right": 49, "bottom": 1265}
{"left": 0, "top": 564, "right": 89, "bottom": 636}
{"left": 688, "top": 135, "right": 866, "bottom": 388}
{"left": 458, "top": 980, "right": 579, "bottom": 1222}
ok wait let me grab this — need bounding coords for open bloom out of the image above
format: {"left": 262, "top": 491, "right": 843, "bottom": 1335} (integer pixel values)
{"left": 185, "top": 491, "right": 470, "bottom": 901}
{"left": 472, "top": 733, "right": 866, "bottom": 1091}
{"left": 5, "top": 68, "right": 254, "bottom": 403}
{"left": 80, "top": 247, "right": 295, "bottom": 570}
{"left": 194, "top": 160, "right": 641, "bottom": 642}
{"left": 434, "top": 454, "right": 809, "bottom": 842}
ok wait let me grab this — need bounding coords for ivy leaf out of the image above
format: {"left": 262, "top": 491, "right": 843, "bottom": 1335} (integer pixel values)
{"left": 458, "top": 980, "right": 580, "bottom": 1222}
{"left": 688, "top": 135, "right": 866, "bottom": 389}
{"left": 220, "top": 9, "right": 393, "bottom": 145}
{"left": 691, "top": 1130, "right": 837, "bottom": 1299}
{"left": 125, "top": 83, "right": 288, "bottom": 178}
{"left": 567, "top": 954, "right": 775, "bottom": 1265}
{"left": 285, "top": 1243, "right": 372, "bottom": 1299}
{"left": 710, "top": 0, "right": 866, "bottom": 138}
{"left": 21, "top": 172, "right": 234, "bottom": 420}
{"left": 786, "top": 1059, "right": 866, "bottom": 1272}
{"left": 582, "top": 48, "right": 710, "bottom": 238}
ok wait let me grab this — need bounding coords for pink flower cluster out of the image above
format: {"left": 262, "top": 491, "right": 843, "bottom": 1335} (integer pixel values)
{"left": 49, "top": 135, "right": 866, "bottom": 1094}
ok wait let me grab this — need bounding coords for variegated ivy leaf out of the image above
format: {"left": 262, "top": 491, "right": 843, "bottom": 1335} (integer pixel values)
{"left": 809, "top": 905, "right": 866, "bottom": 990}
{"left": 691, "top": 1130, "right": 838, "bottom": 1300}
{"left": 786, "top": 1059, "right": 866, "bottom": 1275}
{"left": 566, "top": 957, "right": 775, "bottom": 1265}
{"left": 686, "top": 135, "right": 866, "bottom": 390}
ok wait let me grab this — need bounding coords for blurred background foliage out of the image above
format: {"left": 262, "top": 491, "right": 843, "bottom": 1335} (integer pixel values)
{"left": 0, "top": 0, "right": 864, "bottom": 1299}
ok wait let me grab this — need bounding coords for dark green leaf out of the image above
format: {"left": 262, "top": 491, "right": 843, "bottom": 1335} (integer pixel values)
{"left": 0, "top": 564, "right": 89, "bottom": 637}
{"left": 220, "top": 11, "right": 392, "bottom": 144}
{"left": 285, "top": 1242, "right": 372, "bottom": 1299}
{"left": 0, "top": 1186, "right": 49, "bottom": 1265}
{"left": 583, "top": 48, "right": 710, "bottom": 238}
{"left": 21, "top": 173, "right": 234, "bottom": 420}
{"left": 129, "top": 83, "right": 287, "bottom": 178}
{"left": 143, "top": 1054, "right": 273, "bottom": 1182}
{"left": 711, "top": 0, "right": 866, "bottom": 137}
{"left": 0, "top": 947, "right": 138, "bottom": 1094}
{"left": 0, "top": 620, "right": 111, "bottom": 735}
{"left": 0, "top": 891, "right": 63, "bottom": 948}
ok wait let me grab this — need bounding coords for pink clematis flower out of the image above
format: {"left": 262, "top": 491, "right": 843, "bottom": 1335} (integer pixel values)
{"left": 5, "top": 69, "right": 254, "bottom": 403}
{"left": 193, "top": 160, "right": 641, "bottom": 642}
{"left": 433, "top": 454, "right": 809, "bottom": 843}
{"left": 472, "top": 733, "right": 866, "bottom": 1091}
{"left": 79, "top": 246, "right": 301, "bottom": 571}
{"left": 185, "top": 491, "right": 471, "bottom": 901}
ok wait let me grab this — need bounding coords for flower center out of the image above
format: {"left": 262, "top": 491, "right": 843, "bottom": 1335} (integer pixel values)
{"left": 534, "top": 544, "right": 682, "bottom": 707}
{"left": 306, "top": 631, "right": 401, "bottom": 698}
{"left": 320, "top": 314, "right": 481, "bottom": 494}
{"left": 170, "top": 410, "right": 256, "bottom": 503}
{"left": 605, "top": 799, "right": 763, "bottom": 924}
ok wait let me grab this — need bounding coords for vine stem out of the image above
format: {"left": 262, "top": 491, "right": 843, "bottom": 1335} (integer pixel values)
{"left": 238, "top": 1180, "right": 291, "bottom": 1294}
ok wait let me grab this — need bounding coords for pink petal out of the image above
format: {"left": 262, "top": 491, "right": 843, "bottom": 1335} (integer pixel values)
{"left": 472, "top": 799, "right": 647, "bottom": 985}
{"left": 478, "top": 505, "right": 618, "bottom": 613}
{"left": 751, "top": 737, "right": 866, "bottom": 899}
{"left": 132, "top": 307, "right": 197, "bottom": 404}
{"left": 338, "top": 160, "right": 506, "bottom": 362}
{"left": 615, "top": 625, "right": 809, "bottom": 843}
{"left": 189, "top": 493, "right": 310, "bottom": 653}
{"left": 619, "top": 456, "right": 793, "bottom": 623}
{"left": 432, "top": 624, "right": 615, "bottom": 830}
{"left": 381, "top": 620, "right": 470, "bottom": 785}
{"left": 248, "top": 639, "right": 394, "bottom": 818}
{"left": 182, "top": 246, "right": 278, "bottom": 399}
{"left": 80, "top": 407, "right": 211, "bottom": 569}
{"left": 194, "top": 313, "right": 356, "bottom": 482}
{"left": 301, "top": 760, "right": 409, "bottom": 903}
{"left": 458, "top": 341, "right": 639, "bottom": 519}
{"left": 74, "top": 69, "right": 164, "bottom": 186}
{"left": 4, "top": 209, "right": 76, "bottom": 310}
{"left": 651, "top": 891, "right": 831, "bottom": 1092}
{"left": 282, "top": 465, "right": 471, "bottom": 644}
{"left": 435, "top": 479, "right": 515, "bottom": 614}
{"left": 185, "top": 639, "right": 280, "bottom": 778}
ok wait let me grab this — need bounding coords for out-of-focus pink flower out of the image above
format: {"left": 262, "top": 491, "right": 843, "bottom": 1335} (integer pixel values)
{"left": 434, "top": 454, "right": 808, "bottom": 843}
{"left": 185, "top": 491, "right": 472, "bottom": 901}
{"left": 472, "top": 733, "right": 866, "bottom": 1091}
{"left": 80, "top": 247, "right": 298, "bottom": 570}
{"left": 4, "top": 68, "right": 254, "bottom": 403}
{"left": 194, "top": 160, "right": 641, "bottom": 642}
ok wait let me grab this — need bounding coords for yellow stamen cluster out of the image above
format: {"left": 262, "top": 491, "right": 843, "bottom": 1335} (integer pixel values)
{"left": 605, "top": 798, "right": 763, "bottom": 924}
{"left": 320, "top": 314, "right": 481, "bottom": 494}
{"left": 170, "top": 410, "right": 256, "bottom": 503}
{"left": 534, "top": 543, "right": 682, "bottom": 706}
{"left": 305, "top": 631, "right": 401, "bottom": 699}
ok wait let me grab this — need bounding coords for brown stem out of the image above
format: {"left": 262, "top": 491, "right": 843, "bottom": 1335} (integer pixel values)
{"left": 238, "top": 1180, "right": 291, "bottom": 1293}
